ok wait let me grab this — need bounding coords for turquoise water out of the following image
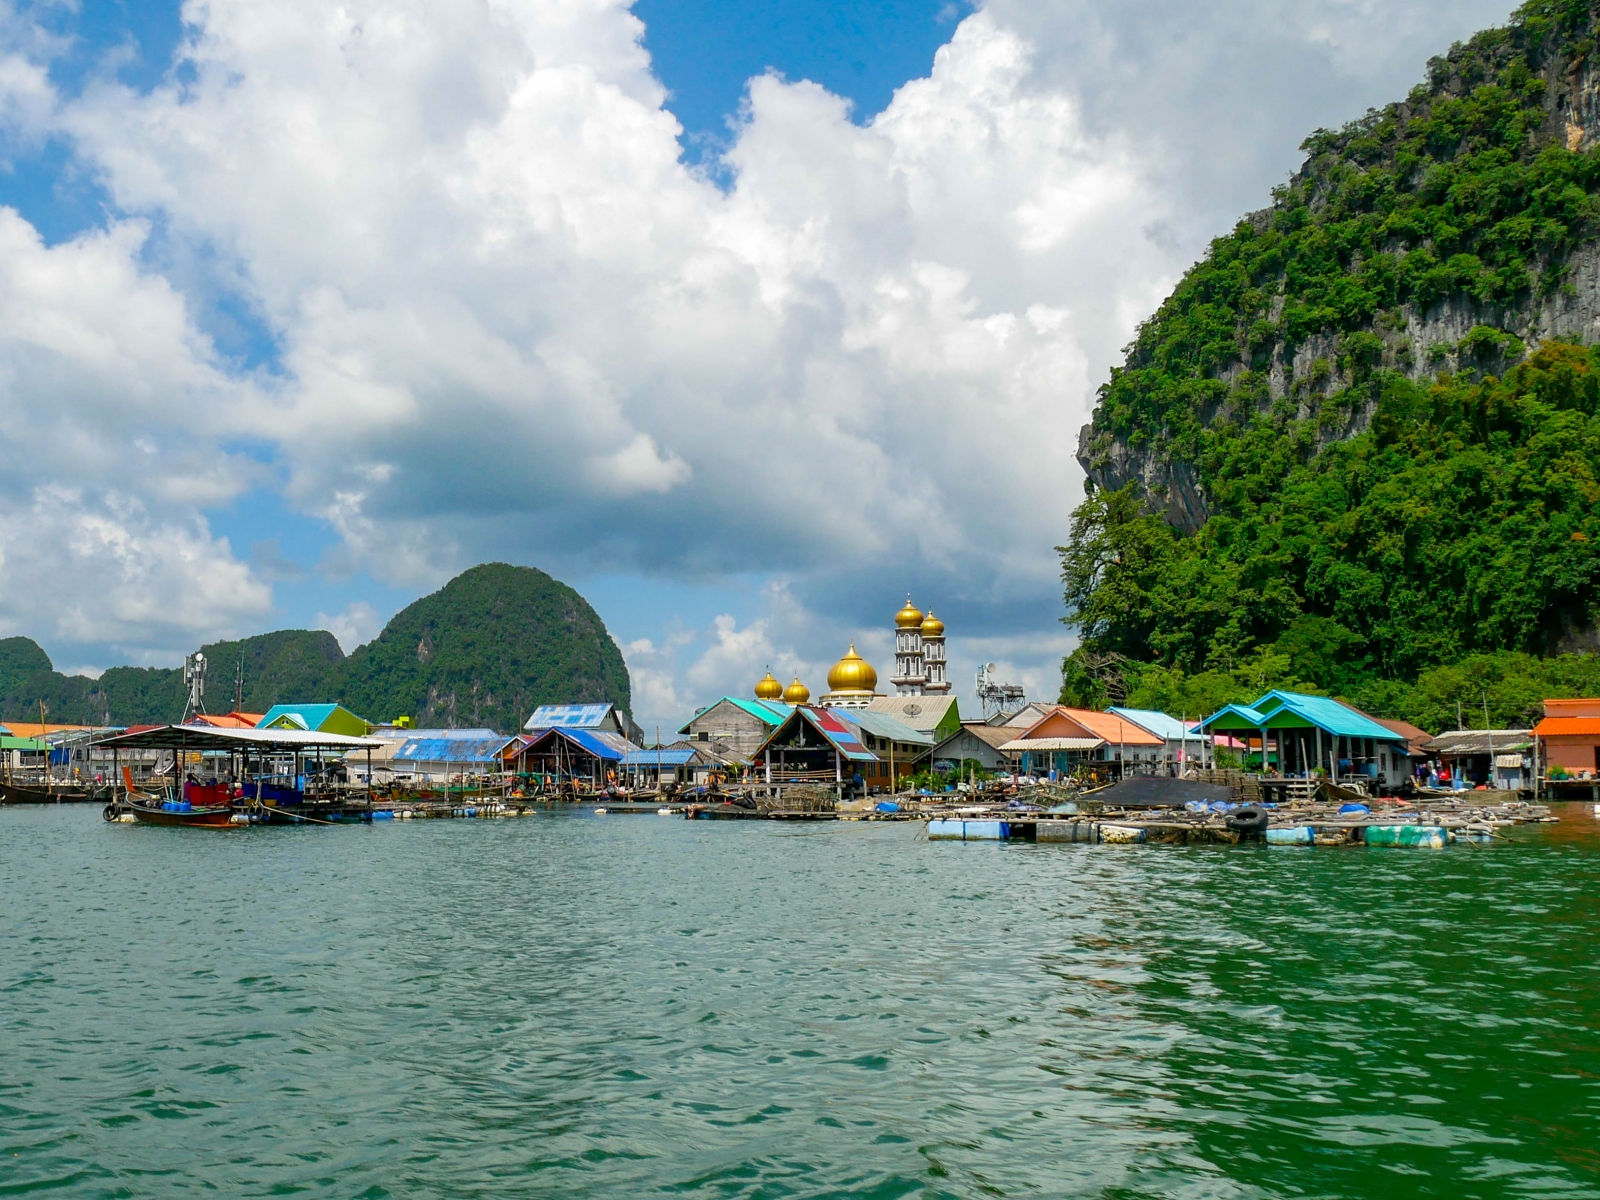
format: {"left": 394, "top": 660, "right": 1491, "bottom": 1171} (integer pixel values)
{"left": 2, "top": 806, "right": 1598, "bottom": 1198}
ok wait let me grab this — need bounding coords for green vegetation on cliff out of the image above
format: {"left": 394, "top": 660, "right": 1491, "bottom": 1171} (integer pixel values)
{"left": 1065, "top": 1, "right": 1600, "bottom": 728}
{"left": 0, "top": 564, "right": 630, "bottom": 733}
{"left": 339, "top": 563, "right": 631, "bottom": 734}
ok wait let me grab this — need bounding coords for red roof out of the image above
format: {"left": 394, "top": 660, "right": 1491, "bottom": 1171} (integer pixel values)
{"left": 1533, "top": 716, "right": 1600, "bottom": 737}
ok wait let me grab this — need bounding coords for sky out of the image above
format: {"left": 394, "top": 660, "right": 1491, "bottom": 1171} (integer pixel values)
{"left": 0, "top": 0, "right": 1516, "bottom": 731}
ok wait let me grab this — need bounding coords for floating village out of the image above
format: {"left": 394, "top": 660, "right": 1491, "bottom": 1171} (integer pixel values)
{"left": 2, "top": 598, "right": 1596, "bottom": 847}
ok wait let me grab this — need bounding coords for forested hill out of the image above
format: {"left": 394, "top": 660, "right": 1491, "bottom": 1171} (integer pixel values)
{"left": 1065, "top": 0, "right": 1600, "bottom": 728}
{"left": 0, "top": 564, "right": 631, "bottom": 733}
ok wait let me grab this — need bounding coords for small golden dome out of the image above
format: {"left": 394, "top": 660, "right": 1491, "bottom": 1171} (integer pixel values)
{"left": 826, "top": 643, "right": 879, "bottom": 693}
{"left": 782, "top": 678, "right": 811, "bottom": 704}
{"left": 895, "top": 596, "right": 924, "bottom": 629}
{"left": 755, "top": 670, "right": 783, "bottom": 700}
{"left": 920, "top": 610, "right": 944, "bottom": 638}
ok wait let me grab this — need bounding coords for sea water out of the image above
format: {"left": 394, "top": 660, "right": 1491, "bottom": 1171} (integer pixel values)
{"left": 2, "top": 806, "right": 1597, "bottom": 1198}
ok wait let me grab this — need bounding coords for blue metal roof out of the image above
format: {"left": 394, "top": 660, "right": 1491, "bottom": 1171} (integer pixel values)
{"left": 1109, "top": 708, "right": 1206, "bottom": 741}
{"left": 519, "top": 726, "right": 635, "bottom": 761}
{"left": 394, "top": 736, "right": 510, "bottom": 763}
{"left": 525, "top": 704, "right": 615, "bottom": 730}
{"left": 1252, "top": 691, "right": 1409, "bottom": 741}
{"left": 620, "top": 748, "right": 700, "bottom": 767}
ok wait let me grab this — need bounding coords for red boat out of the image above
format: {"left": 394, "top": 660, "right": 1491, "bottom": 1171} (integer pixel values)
{"left": 103, "top": 768, "right": 245, "bottom": 828}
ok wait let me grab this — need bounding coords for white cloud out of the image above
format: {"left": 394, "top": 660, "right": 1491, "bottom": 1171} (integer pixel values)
{"left": 0, "top": 0, "right": 1526, "bottom": 698}
{"left": 314, "top": 600, "right": 383, "bottom": 653}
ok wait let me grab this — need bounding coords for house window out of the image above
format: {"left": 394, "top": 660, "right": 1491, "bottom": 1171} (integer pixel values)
{"left": 698, "top": 732, "right": 709, "bottom": 742}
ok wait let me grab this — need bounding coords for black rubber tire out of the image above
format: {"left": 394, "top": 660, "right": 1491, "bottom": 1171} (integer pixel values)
{"left": 101, "top": 804, "right": 118, "bottom": 822}
{"left": 1225, "top": 806, "right": 1270, "bottom": 835}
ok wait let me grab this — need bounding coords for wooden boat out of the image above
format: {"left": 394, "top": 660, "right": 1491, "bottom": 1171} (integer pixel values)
{"left": 121, "top": 796, "right": 241, "bottom": 828}
{"left": 0, "top": 780, "right": 100, "bottom": 804}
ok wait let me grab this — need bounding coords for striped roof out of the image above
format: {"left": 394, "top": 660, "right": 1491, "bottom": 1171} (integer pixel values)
{"left": 753, "top": 705, "right": 877, "bottom": 763}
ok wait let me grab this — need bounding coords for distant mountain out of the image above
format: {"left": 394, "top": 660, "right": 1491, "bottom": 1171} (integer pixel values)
{"left": 0, "top": 564, "right": 631, "bottom": 734}
{"left": 338, "top": 563, "right": 631, "bottom": 734}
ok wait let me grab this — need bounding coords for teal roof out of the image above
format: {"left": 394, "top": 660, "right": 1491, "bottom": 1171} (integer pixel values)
{"left": 834, "top": 708, "right": 933, "bottom": 746}
{"left": 1199, "top": 703, "right": 1269, "bottom": 731}
{"left": 1252, "top": 691, "right": 1408, "bottom": 741}
{"left": 678, "top": 697, "right": 791, "bottom": 735}
{"left": 257, "top": 704, "right": 342, "bottom": 731}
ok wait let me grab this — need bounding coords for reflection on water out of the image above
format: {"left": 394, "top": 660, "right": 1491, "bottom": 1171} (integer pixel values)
{"left": 2, "top": 805, "right": 1597, "bottom": 1197}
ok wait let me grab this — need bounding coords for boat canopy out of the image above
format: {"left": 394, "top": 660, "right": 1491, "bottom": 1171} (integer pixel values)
{"left": 90, "top": 724, "right": 385, "bottom": 752}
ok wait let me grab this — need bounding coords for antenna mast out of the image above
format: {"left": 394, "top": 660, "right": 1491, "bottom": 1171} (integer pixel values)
{"left": 182, "top": 652, "right": 207, "bottom": 722}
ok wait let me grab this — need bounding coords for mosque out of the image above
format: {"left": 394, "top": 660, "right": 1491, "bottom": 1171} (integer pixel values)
{"left": 754, "top": 597, "right": 950, "bottom": 708}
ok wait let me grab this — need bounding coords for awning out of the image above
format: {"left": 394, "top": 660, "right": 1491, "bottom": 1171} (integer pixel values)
{"left": 91, "top": 724, "right": 385, "bottom": 752}
{"left": 998, "top": 737, "right": 1103, "bottom": 752}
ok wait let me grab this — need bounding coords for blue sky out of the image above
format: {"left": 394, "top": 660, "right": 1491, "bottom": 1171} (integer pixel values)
{"left": 0, "top": 0, "right": 968, "bottom": 673}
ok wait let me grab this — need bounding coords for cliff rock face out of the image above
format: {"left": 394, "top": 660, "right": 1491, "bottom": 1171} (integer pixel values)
{"left": 1062, "top": 2, "right": 1600, "bottom": 687}
{"left": 1078, "top": 9, "right": 1600, "bottom": 533}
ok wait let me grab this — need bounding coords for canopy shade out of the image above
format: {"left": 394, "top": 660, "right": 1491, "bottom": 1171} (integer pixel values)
{"left": 91, "top": 725, "right": 385, "bottom": 753}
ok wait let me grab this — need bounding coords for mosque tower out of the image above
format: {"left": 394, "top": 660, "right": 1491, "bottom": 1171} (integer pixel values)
{"left": 891, "top": 597, "right": 926, "bottom": 696}
{"left": 920, "top": 611, "right": 950, "bottom": 695}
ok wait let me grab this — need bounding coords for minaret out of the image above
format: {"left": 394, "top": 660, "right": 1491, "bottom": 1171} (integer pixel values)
{"left": 920, "top": 611, "right": 949, "bottom": 695}
{"left": 891, "top": 597, "right": 925, "bottom": 696}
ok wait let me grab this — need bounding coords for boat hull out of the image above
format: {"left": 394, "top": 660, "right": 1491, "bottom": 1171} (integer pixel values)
{"left": 126, "top": 802, "right": 240, "bottom": 828}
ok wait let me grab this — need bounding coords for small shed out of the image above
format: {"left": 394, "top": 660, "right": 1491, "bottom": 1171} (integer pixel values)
{"left": 257, "top": 704, "right": 370, "bottom": 738}
{"left": 1422, "top": 730, "right": 1533, "bottom": 788}
{"left": 930, "top": 722, "right": 1020, "bottom": 772}
{"left": 1534, "top": 699, "right": 1600, "bottom": 783}
{"left": 506, "top": 726, "right": 638, "bottom": 787}
{"left": 751, "top": 705, "right": 877, "bottom": 785}
{"left": 1109, "top": 707, "right": 1210, "bottom": 768}
{"left": 835, "top": 708, "right": 931, "bottom": 789}
{"left": 677, "top": 697, "right": 790, "bottom": 761}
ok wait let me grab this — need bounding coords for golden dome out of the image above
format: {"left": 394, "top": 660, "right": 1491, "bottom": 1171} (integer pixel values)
{"left": 826, "top": 643, "right": 879, "bottom": 693}
{"left": 895, "top": 596, "right": 924, "bottom": 629}
{"left": 782, "top": 678, "right": 811, "bottom": 704}
{"left": 920, "top": 610, "right": 944, "bottom": 638}
{"left": 754, "top": 670, "right": 783, "bottom": 700}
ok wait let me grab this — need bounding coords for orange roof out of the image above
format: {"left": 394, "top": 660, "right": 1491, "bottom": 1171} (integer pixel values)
{"left": 1544, "top": 699, "right": 1600, "bottom": 719}
{"left": 1533, "top": 716, "right": 1600, "bottom": 737}
{"left": 190, "top": 711, "right": 266, "bottom": 729}
{"left": 1, "top": 721, "right": 101, "bottom": 737}
{"left": 1019, "top": 706, "right": 1163, "bottom": 747}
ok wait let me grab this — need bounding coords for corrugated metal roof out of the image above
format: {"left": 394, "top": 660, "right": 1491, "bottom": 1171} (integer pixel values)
{"left": 835, "top": 708, "right": 934, "bottom": 745}
{"left": 1109, "top": 707, "right": 1206, "bottom": 741}
{"left": 394, "top": 736, "right": 510, "bottom": 763}
{"left": 525, "top": 704, "right": 614, "bottom": 730}
{"left": 1426, "top": 730, "right": 1534, "bottom": 754}
{"left": 935, "top": 723, "right": 1021, "bottom": 752}
{"left": 1254, "top": 692, "right": 1409, "bottom": 741}
{"left": 999, "top": 737, "right": 1102, "bottom": 752}
{"left": 863, "top": 695, "right": 958, "bottom": 734}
